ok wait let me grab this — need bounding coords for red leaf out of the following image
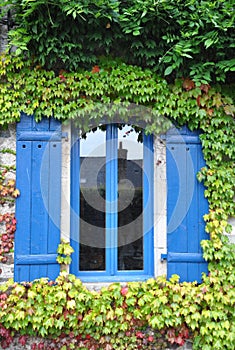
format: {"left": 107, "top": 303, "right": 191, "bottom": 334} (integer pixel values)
{"left": 207, "top": 108, "right": 213, "bottom": 116}
{"left": 183, "top": 78, "right": 195, "bottom": 91}
{"left": 121, "top": 286, "right": 128, "bottom": 296}
{"left": 37, "top": 342, "right": 45, "bottom": 350}
{"left": 59, "top": 74, "right": 66, "bottom": 82}
{"left": 148, "top": 335, "right": 154, "bottom": 342}
{"left": 91, "top": 65, "right": 100, "bottom": 74}
{"left": 19, "top": 335, "right": 27, "bottom": 346}
{"left": 196, "top": 95, "right": 201, "bottom": 107}
{"left": 136, "top": 331, "right": 144, "bottom": 339}
{"left": 200, "top": 84, "right": 211, "bottom": 94}
{"left": 180, "top": 325, "right": 189, "bottom": 339}
{"left": 175, "top": 335, "right": 185, "bottom": 346}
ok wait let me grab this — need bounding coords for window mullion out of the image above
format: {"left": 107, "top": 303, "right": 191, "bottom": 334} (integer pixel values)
{"left": 106, "top": 125, "right": 118, "bottom": 276}
{"left": 143, "top": 133, "right": 154, "bottom": 275}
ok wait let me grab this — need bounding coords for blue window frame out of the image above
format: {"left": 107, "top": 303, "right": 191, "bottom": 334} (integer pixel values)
{"left": 70, "top": 124, "right": 154, "bottom": 282}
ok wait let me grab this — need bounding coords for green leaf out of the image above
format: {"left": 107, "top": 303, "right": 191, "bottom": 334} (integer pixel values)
{"left": 164, "top": 66, "right": 173, "bottom": 76}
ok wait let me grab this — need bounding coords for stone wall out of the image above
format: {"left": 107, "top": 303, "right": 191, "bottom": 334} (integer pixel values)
{"left": 0, "top": 6, "right": 9, "bottom": 53}
{"left": 0, "top": 124, "right": 16, "bottom": 283}
{"left": 0, "top": 25, "right": 8, "bottom": 53}
{"left": 0, "top": 335, "right": 193, "bottom": 350}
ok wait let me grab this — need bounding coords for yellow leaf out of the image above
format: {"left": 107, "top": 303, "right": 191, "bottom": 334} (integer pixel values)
{"left": 12, "top": 189, "right": 20, "bottom": 198}
{"left": 67, "top": 299, "right": 76, "bottom": 310}
{"left": 7, "top": 179, "right": 15, "bottom": 187}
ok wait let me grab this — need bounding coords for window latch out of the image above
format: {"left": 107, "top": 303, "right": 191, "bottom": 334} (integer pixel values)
{"left": 62, "top": 132, "right": 68, "bottom": 141}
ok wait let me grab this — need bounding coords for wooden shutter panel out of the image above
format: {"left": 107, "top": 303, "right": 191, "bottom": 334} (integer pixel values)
{"left": 14, "top": 114, "right": 62, "bottom": 282}
{"left": 166, "top": 126, "right": 208, "bottom": 283}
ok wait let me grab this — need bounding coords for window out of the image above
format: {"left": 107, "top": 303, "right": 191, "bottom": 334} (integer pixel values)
{"left": 70, "top": 124, "right": 154, "bottom": 282}
{"left": 15, "top": 115, "right": 209, "bottom": 283}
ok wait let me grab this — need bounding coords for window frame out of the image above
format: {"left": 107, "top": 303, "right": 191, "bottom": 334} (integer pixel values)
{"left": 70, "top": 124, "right": 154, "bottom": 282}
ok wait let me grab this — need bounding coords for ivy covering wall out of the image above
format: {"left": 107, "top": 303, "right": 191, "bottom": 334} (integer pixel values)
{"left": 1, "top": 0, "right": 234, "bottom": 84}
{"left": 0, "top": 0, "right": 235, "bottom": 349}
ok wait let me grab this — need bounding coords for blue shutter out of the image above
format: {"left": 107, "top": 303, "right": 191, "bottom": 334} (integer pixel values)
{"left": 14, "top": 113, "right": 62, "bottom": 282}
{"left": 166, "top": 126, "right": 208, "bottom": 283}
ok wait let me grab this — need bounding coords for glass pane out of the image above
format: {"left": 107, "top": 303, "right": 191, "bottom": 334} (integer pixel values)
{"left": 79, "top": 129, "right": 106, "bottom": 271}
{"left": 117, "top": 125, "right": 143, "bottom": 270}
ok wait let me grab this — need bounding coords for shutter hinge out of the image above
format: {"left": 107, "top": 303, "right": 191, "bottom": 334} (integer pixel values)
{"left": 161, "top": 254, "right": 167, "bottom": 262}
{"left": 62, "top": 132, "right": 68, "bottom": 141}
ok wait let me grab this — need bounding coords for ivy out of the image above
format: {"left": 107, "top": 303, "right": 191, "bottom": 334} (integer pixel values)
{"left": 0, "top": 54, "right": 234, "bottom": 131}
{"left": 57, "top": 239, "right": 74, "bottom": 267}
{"left": 1, "top": 0, "right": 234, "bottom": 83}
{"left": 0, "top": 1, "right": 234, "bottom": 348}
{"left": 0, "top": 55, "right": 234, "bottom": 349}
{"left": 0, "top": 148, "right": 18, "bottom": 267}
{"left": 0, "top": 270, "right": 234, "bottom": 349}
{"left": 0, "top": 213, "right": 16, "bottom": 264}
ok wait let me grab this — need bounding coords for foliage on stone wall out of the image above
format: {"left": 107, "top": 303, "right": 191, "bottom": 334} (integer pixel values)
{"left": 0, "top": 1, "right": 234, "bottom": 349}
{"left": 1, "top": 0, "right": 234, "bottom": 84}
{"left": 0, "top": 57, "right": 234, "bottom": 347}
{"left": 0, "top": 55, "right": 234, "bottom": 225}
{"left": 0, "top": 52, "right": 234, "bottom": 350}
{"left": 0, "top": 145, "right": 18, "bottom": 276}
{"left": 0, "top": 270, "right": 234, "bottom": 350}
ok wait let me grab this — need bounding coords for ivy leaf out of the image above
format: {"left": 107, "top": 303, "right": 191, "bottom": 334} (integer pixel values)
{"left": 67, "top": 300, "right": 76, "bottom": 310}
{"left": 224, "top": 105, "right": 235, "bottom": 116}
{"left": 164, "top": 66, "right": 173, "bottom": 76}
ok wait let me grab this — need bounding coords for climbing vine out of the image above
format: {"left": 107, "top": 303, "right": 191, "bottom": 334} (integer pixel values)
{"left": 1, "top": 0, "right": 234, "bottom": 83}
{"left": 0, "top": 53, "right": 234, "bottom": 349}
{"left": 0, "top": 270, "right": 234, "bottom": 349}
{"left": 0, "top": 1, "right": 234, "bottom": 348}
{"left": 57, "top": 239, "right": 74, "bottom": 268}
{"left": 0, "top": 148, "right": 18, "bottom": 267}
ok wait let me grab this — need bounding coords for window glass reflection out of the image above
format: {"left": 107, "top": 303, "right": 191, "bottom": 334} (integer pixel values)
{"left": 79, "top": 129, "right": 106, "bottom": 271}
{"left": 117, "top": 126, "right": 143, "bottom": 270}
